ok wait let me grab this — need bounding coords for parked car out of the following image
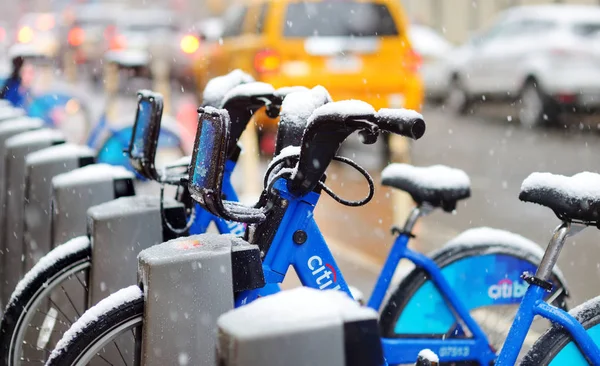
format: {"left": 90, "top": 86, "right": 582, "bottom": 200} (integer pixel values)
{"left": 108, "top": 8, "right": 193, "bottom": 83}
{"left": 193, "top": 0, "right": 423, "bottom": 155}
{"left": 63, "top": 2, "right": 124, "bottom": 79}
{"left": 408, "top": 23, "right": 453, "bottom": 101}
{"left": 445, "top": 5, "right": 600, "bottom": 127}
{"left": 171, "top": 19, "right": 225, "bottom": 87}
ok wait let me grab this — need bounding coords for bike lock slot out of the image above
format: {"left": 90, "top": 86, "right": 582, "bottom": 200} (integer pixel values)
{"left": 78, "top": 155, "right": 95, "bottom": 167}
{"left": 161, "top": 205, "right": 189, "bottom": 241}
{"left": 231, "top": 239, "right": 265, "bottom": 292}
{"left": 112, "top": 178, "right": 136, "bottom": 198}
{"left": 344, "top": 319, "right": 385, "bottom": 366}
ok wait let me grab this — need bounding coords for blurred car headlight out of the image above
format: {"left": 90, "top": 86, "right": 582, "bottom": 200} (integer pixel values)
{"left": 110, "top": 34, "right": 127, "bottom": 51}
{"left": 68, "top": 27, "right": 85, "bottom": 47}
{"left": 18, "top": 26, "right": 34, "bottom": 44}
{"left": 180, "top": 34, "right": 199, "bottom": 54}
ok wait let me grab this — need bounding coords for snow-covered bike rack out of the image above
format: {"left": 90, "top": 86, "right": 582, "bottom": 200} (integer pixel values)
{"left": 43, "top": 164, "right": 137, "bottom": 336}
{"left": 137, "top": 234, "right": 263, "bottom": 366}
{"left": 50, "top": 164, "right": 135, "bottom": 249}
{"left": 216, "top": 287, "right": 384, "bottom": 366}
{"left": 0, "top": 118, "right": 44, "bottom": 299}
{"left": 23, "top": 144, "right": 95, "bottom": 271}
{"left": 86, "top": 195, "right": 186, "bottom": 305}
{"left": 1, "top": 128, "right": 65, "bottom": 305}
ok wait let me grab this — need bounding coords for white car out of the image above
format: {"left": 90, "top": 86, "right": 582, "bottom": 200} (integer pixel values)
{"left": 445, "top": 5, "right": 600, "bottom": 127}
{"left": 408, "top": 24, "right": 453, "bottom": 100}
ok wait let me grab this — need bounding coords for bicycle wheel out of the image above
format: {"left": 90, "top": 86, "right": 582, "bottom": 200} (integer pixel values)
{"left": 521, "top": 296, "right": 600, "bottom": 365}
{"left": 0, "top": 236, "right": 91, "bottom": 366}
{"left": 45, "top": 285, "right": 143, "bottom": 366}
{"left": 379, "top": 229, "right": 569, "bottom": 363}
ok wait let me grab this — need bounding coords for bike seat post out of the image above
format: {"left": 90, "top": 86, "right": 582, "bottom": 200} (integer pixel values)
{"left": 535, "top": 221, "right": 572, "bottom": 282}
{"left": 400, "top": 204, "right": 433, "bottom": 236}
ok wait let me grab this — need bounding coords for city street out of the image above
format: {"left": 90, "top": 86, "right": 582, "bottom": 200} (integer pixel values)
{"left": 5, "top": 1, "right": 600, "bottom": 363}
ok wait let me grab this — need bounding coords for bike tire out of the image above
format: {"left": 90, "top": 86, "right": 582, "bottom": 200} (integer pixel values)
{"left": 0, "top": 236, "right": 91, "bottom": 366}
{"left": 521, "top": 295, "right": 600, "bottom": 365}
{"left": 379, "top": 238, "right": 569, "bottom": 364}
{"left": 45, "top": 285, "right": 143, "bottom": 366}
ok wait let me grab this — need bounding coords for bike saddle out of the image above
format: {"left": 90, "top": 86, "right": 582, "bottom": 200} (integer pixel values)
{"left": 381, "top": 164, "right": 471, "bottom": 212}
{"left": 520, "top": 171, "right": 600, "bottom": 224}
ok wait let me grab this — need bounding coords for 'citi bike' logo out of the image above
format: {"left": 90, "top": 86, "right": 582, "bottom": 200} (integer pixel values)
{"left": 225, "top": 220, "right": 246, "bottom": 236}
{"left": 487, "top": 278, "right": 528, "bottom": 300}
{"left": 308, "top": 255, "right": 341, "bottom": 290}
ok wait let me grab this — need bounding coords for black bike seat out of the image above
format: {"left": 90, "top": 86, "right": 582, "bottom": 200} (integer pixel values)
{"left": 381, "top": 164, "right": 471, "bottom": 212}
{"left": 520, "top": 171, "right": 600, "bottom": 223}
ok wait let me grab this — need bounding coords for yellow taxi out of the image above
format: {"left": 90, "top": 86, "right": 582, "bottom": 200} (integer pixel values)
{"left": 194, "top": 0, "right": 423, "bottom": 153}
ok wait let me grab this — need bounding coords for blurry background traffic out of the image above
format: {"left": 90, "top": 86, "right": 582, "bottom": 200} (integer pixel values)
{"left": 2, "top": 0, "right": 600, "bottom": 306}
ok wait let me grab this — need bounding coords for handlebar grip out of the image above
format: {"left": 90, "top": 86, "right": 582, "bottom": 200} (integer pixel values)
{"left": 201, "top": 69, "right": 255, "bottom": 108}
{"left": 375, "top": 109, "right": 426, "bottom": 140}
{"left": 275, "top": 86, "right": 331, "bottom": 155}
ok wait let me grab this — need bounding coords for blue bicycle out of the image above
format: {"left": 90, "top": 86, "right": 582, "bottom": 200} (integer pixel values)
{"left": 0, "top": 47, "right": 185, "bottom": 177}
{"left": 45, "top": 88, "right": 576, "bottom": 365}
{"left": 0, "top": 70, "right": 297, "bottom": 365}
{"left": 0, "top": 48, "right": 92, "bottom": 145}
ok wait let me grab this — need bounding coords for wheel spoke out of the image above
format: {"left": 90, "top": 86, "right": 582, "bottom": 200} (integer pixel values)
{"left": 113, "top": 341, "right": 129, "bottom": 365}
{"left": 74, "top": 271, "right": 89, "bottom": 296}
{"left": 46, "top": 298, "right": 73, "bottom": 326}
{"left": 97, "top": 353, "right": 115, "bottom": 365}
{"left": 59, "top": 285, "right": 82, "bottom": 318}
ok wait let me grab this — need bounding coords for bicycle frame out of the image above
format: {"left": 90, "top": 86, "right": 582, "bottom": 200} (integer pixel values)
{"left": 234, "top": 179, "right": 600, "bottom": 364}
{"left": 235, "top": 179, "right": 496, "bottom": 364}
{"left": 496, "top": 284, "right": 600, "bottom": 365}
{"left": 497, "top": 222, "right": 600, "bottom": 365}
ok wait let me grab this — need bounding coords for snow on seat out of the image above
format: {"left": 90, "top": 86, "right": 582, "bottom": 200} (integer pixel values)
{"left": 520, "top": 171, "right": 600, "bottom": 223}
{"left": 381, "top": 164, "right": 471, "bottom": 211}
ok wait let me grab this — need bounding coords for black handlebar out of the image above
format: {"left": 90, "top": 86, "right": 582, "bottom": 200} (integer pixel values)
{"left": 189, "top": 89, "right": 427, "bottom": 225}
{"left": 274, "top": 86, "right": 330, "bottom": 155}
{"left": 220, "top": 82, "right": 282, "bottom": 159}
{"left": 375, "top": 108, "right": 425, "bottom": 140}
{"left": 288, "top": 101, "right": 426, "bottom": 196}
{"left": 201, "top": 69, "right": 255, "bottom": 108}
